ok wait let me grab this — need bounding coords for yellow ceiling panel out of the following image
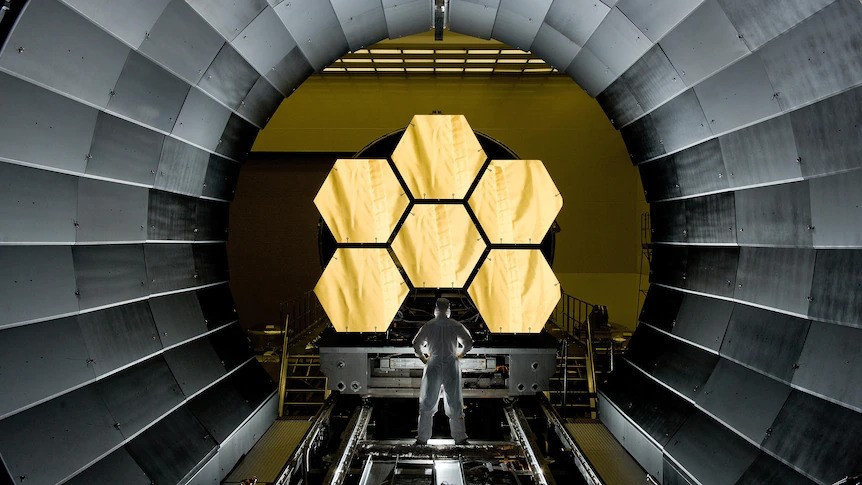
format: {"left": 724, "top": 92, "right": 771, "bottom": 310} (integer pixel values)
{"left": 467, "top": 249, "right": 560, "bottom": 333}
{"left": 469, "top": 160, "right": 562, "bottom": 244}
{"left": 391, "top": 115, "right": 487, "bottom": 199}
{"left": 314, "top": 248, "right": 408, "bottom": 332}
{"left": 314, "top": 159, "right": 408, "bottom": 243}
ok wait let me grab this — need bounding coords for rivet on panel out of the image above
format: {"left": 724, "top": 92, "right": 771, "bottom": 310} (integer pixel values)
{"left": 16, "top": 46, "right": 23, "bottom": 53}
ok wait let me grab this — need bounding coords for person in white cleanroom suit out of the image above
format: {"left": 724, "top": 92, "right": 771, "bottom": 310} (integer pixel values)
{"left": 412, "top": 298, "right": 474, "bottom": 445}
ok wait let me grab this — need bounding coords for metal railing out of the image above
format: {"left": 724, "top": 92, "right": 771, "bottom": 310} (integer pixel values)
{"left": 278, "top": 291, "right": 329, "bottom": 417}
{"left": 551, "top": 292, "right": 599, "bottom": 418}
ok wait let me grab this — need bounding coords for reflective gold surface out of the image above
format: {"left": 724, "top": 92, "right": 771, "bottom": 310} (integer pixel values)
{"left": 391, "top": 204, "right": 486, "bottom": 288}
{"left": 391, "top": 115, "right": 486, "bottom": 199}
{"left": 467, "top": 249, "right": 561, "bottom": 333}
{"left": 313, "top": 248, "right": 408, "bottom": 332}
{"left": 469, "top": 160, "right": 562, "bottom": 244}
{"left": 314, "top": 159, "right": 408, "bottom": 243}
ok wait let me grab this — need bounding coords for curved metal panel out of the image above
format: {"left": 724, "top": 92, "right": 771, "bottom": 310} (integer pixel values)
{"left": 383, "top": 0, "right": 433, "bottom": 39}
{"left": 188, "top": 369, "right": 255, "bottom": 443}
{"left": 173, "top": 89, "right": 233, "bottom": 152}
{"left": 0, "top": 72, "right": 97, "bottom": 173}
{"left": 673, "top": 292, "right": 734, "bottom": 351}
{"left": 620, "top": 112, "right": 665, "bottom": 162}
{"left": 620, "top": 44, "right": 686, "bottom": 117}
{"left": 163, "top": 338, "right": 227, "bottom": 396}
{"left": 144, "top": 243, "right": 196, "bottom": 293}
{"left": 696, "top": 358, "right": 791, "bottom": 443}
{"left": 758, "top": 0, "right": 862, "bottom": 111}
{"left": 684, "top": 246, "right": 738, "bottom": 297}
{"left": 650, "top": 90, "right": 713, "bottom": 156}
{"left": 639, "top": 284, "right": 684, "bottom": 329}
{"left": 583, "top": 7, "right": 652, "bottom": 77}
{"left": 735, "top": 181, "right": 813, "bottom": 247}
{"left": 65, "top": 447, "right": 151, "bottom": 485}
{"left": 147, "top": 190, "right": 196, "bottom": 241}
{"left": 86, "top": 112, "right": 164, "bottom": 186}
{"left": 76, "top": 301, "right": 162, "bottom": 376}
{"left": 59, "top": 0, "right": 170, "bottom": 48}
{"left": 793, "top": 321, "right": 862, "bottom": 410}
{"left": 735, "top": 452, "right": 818, "bottom": 485}
{"left": 197, "top": 284, "right": 238, "bottom": 329}
{"left": 809, "top": 170, "right": 862, "bottom": 248}
{"left": 735, "top": 247, "right": 815, "bottom": 316}
{"left": 209, "top": 323, "right": 254, "bottom": 371}
{"left": 791, "top": 86, "right": 862, "bottom": 178}
{"left": 75, "top": 179, "right": 149, "bottom": 243}
{"left": 764, "top": 390, "right": 862, "bottom": 484}
{"left": 545, "top": 0, "right": 609, "bottom": 46}
{"left": 107, "top": 51, "right": 190, "bottom": 133}
{"left": 659, "top": 0, "right": 749, "bottom": 86}
{"left": 685, "top": 193, "right": 736, "bottom": 244}
{"left": 638, "top": 156, "right": 681, "bottom": 203}
{"left": 566, "top": 47, "right": 618, "bottom": 97}
{"left": 266, "top": 46, "right": 314, "bottom": 95}
{"left": 0, "top": 163, "right": 78, "bottom": 243}
{"left": 155, "top": 137, "right": 211, "bottom": 197}
{"left": 216, "top": 113, "right": 258, "bottom": 160}
{"left": 203, "top": 155, "right": 241, "bottom": 201}
{"left": 720, "top": 304, "right": 810, "bottom": 382}
{"left": 0, "top": 316, "right": 94, "bottom": 418}
{"left": 650, "top": 200, "right": 686, "bottom": 242}
{"left": 195, "top": 199, "right": 230, "bottom": 241}
{"left": 449, "top": 0, "right": 501, "bottom": 40}
{"left": 0, "top": 0, "right": 129, "bottom": 108}
{"left": 275, "top": 0, "right": 349, "bottom": 71}
{"left": 597, "top": 78, "right": 643, "bottom": 128}
{"left": 198, "top": 44, "right": 259, "bottom": 111}
{"left": 72, "top": 244, "right": 150, "bottom": 310}
{"left": 125, "top": 406, "right": 219, "bottom": 485}
{"left": 233, "top": 360, "right": 277, "bottom": 406}
{"left": 719, "top": 114, "right": 801, "bottom": 189}
{"left": 716, "top": 0, "right": 835, "bottom": 51}
{"left": 94, "top": 356, "right": 184, "bottom": 438}
{"left": 616, "top": 0, "right": 703, "bottom": 43}
{"left": 0, "top": 386, "right": 124, "bottom": 485}
{"left": 673, "top": 139, "right": 728, "bottom": 198}
{"left": 651, "top": 244, "right": 687, "bottom": 287}
{"left": 186, "top": 0, "right": 268, "bottom": 42}
{"left": 331, "top": 0, "right": 389, "bottom": 51}
{"left": 148, "top": 292, "right": 208, "bottom": 348}
{"left": 808, "top": 249, "right": 862, "bottom": 327}
{"left": 530, "top": 22, "right": 581, "bottom": 71}
{"left": 0, "top": 246, "right": 78, "bottom": 328}
{"left": 491, "top": 0, "right": 553, "bottom": 50}
{"left": 193, "top": 243, "right": 229, "bottom": 286}
{"left": 231, "top": 6, "right": 298, "bottom": 77}
{"left": 237, "top": 76, "right": 283, "bottom": 128}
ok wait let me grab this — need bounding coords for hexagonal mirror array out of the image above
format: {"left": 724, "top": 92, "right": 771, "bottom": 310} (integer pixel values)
{"left": 314, "top": 114, "right": 563, "bottom": 333}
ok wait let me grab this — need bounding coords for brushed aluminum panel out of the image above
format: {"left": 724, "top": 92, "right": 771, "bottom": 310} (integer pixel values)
{"left": 65, "top": 448, "right": 150, "bottom": 485}
{"left": 266, "top": 46, "right": 314, "bottom": 95}
{"left": 139, "top": 0, "right": 224, "bottom": 85}
{"left": 172, "top": 89, "right": 233, "bottom": 152}
{"left": 597, "top": 79, "right": 643, "bottom": 128}
{"left": 566, "top": 47, "right": 618, "bottom": 97}
{"left": 449, "top": 0, "right": 500, "bottom": 40}
{"left": 809, "top": 249, "right": 862, "bottom": 327}
{"left": 758, "top": 0, "right": 862, "bottom": 111}
{"left": 616, "top": 0, "right": 703, "bottom": 42}
{"left": 650, "top": 200, "right": 686, "bottom": 243}
{"left": 186, "top": 0, "right": 268, "bottom": 42}
{"left": 720, "top": 304, "right": 810, "bottom": 382}
{"left": 0, "top": 246, "right": 78, "bottom": 328}
{"left": 216, "top": 113, "right": 258, "bottom": 160}
{"left": 650, "top": 90, "right": 713, "bottom": 156}
{"left": 163, "top": 338, "right": 227, "bottom": 396}
{"left": 790, "top": 86, "right": 862, "bottom": 178}
{"left": 491, "top": 0, "right": 553, "bottom": 50}
{"left": 621, "top": 44, "right": 686, "bottom": 115}
{"left": 72, "top": 244, "right": 149, "bottom": 310}
{"left": 809, "top": 170, "right": 862, "bottom": 247}
{"left": 189, "top": 373, "right": 254, "bottom": 443}
{"left": 210, "top": 323, "right": 253, "bottom": 371}
{"left": 685, "top": 193, "right": 736, "bottom": 244}
{"left": 59, "top": 0, "right": 170, "bottom": 48}
{"left": 86, "top": 112, "right": 164, "bottom": 185}
{"left": 232, "top": 6, "right": 297, "bottom": 76}
{"left": 639, "top": 284, "right": 684, "bottom": 329}
{"left": 674, "top": 292, "right": 734, "bottom": 351}
{"left": 659, "top": 0, "right": 749, "bottom": 86}
{"left": 716, "top": 0, "right": 835, "bottom": 50}
{"left": 735, "top": 181, "right": 813, "bottom": 247}
{"left": 621, "top": 113, "right": 666, "bottom": 162}
{"left": 0, "top": 0, "right": 129, "bottom": 108}
{"left": 764, "top": 390, "right": 862, "bottom": 484}
{"left": 583, "top": 7, "right": 652, "bottom": 77}
{"left": 735, "top": 247, "right": 815, "bottom": 316}
{"left": 148, "top": 292, "right": 208, "bottom": 348}
{"left": 0, "top": 386, "right": 123, "bottom": 485}
{"left": 684, "top": 246, "right": 738, "bottom": 297}
{"left": 0, "top": 316, "right": 94, "bottom": 418}
{"left": 193, "top": 244, "right": 229, "bottom": 286}
{"left": 545, "top": 0, "right": 609, "bottom": 46}
{"left": 238, "top": 76, "right": 283, "bottom": 127}
{"left": 0, "top": 162, "right": 77, "bottom": 243}
{"left": 155, "top": 137, "right": 211, "bottom": 197}
{"left": 719, "top": 114, "right": 801, "bottom": 188}
{"left": 736, "top": 453, "right": 818, "bottom": 485}
{"left": 198, "top": 44, "right": 259, "bottom": 111}
{"left": 664, "top": 411, "right": 759, "bottom": 485}
{"left": 107, "top": 51, "right": 190, "bottom": 133}
{"left": 381, "top": 0, "right": 433, "bottom": 39}
{"left": 144, "top": 243, "right": 196, "bottom": 293}
{"left": 794, "top": 321, "right": 862, "bottom": 410}
{"left": 696, "top": 358, "right": 791, "bottom": 443}
{"left": 76, "top": 301, "right": 162, "bottom": 376}
{"left": 197, "top": 284, "right": 238, "bottom": 329}
{"left": 275, "top": 0, "right": 349, "bottom": 71}
{"left": 650, "top": 244, "right": 687, "bottom": 288}
{"left": 75, "top": 178, "right": 149, "bottom": 243}
{"left": 195, "top": 199, "right": 230, "bottom": 241}
{"left": 125, "top": 406, "right": 219, "bottom": 485}
{"left": 330, "top": 0, "right": 389, "bottom": 51}
{"left": 94, "top": 356, "right": 184, "bottom": 438}
{"left": 672, "top": 139, "right": 728, "bottom": 198}
{"left": 203, "top": 155, "right": 240, "bottom": 201}
{"left": 0, "top": 72, "right": 97, "bottom": 173}
{"left": 693, "top": 53, "right": 781, "bottom": 135}
{"left": 530, "top": 22, "right": 581, "bottom": 71}
{"left": 147, "top": 190, "right": 196, "bottom": 241}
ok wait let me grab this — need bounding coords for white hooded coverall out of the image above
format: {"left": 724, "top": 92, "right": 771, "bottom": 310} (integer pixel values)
{"left": 412, "top": 315, "right": 474, "bottom": 442}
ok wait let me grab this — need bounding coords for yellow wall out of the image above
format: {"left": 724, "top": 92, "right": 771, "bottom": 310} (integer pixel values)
{"left": 253, "top": 74, "right": 646, "bottom": 328}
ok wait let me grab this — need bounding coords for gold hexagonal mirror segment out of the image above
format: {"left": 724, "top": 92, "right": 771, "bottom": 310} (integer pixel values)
{"left": 391, "top": 115, "right": 487, "bottom": 200}
{"left": 391, "top": 204, "right": 486, "bottom": 288}
{"left": 469, "top": 160, "right": 562, "bottom": 244}
{"left": 314, "top": 159, "right": 408, "bottom": 243}
{"left": 314, "top": 248, "right": 408, "bottom": 332}
{"left": 468, "top": 249, "right": 560, "bottom": 334}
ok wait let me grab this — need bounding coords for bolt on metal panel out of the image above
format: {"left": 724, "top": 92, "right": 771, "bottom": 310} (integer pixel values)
{"left": 202, "top": 154, "right": 241, "bottom": 201}
{"left": 382, "top": 0, "right": 434, "bottom": 39}
{"left": 172, "top": 89, "right": 233, "bottom": 152}
{"left": 491, "top": 0, "right": 553, "bottom": 51}
{"left": 790, "top": 86, "right": 862, "bottom": 178}
{"left": 449, "top": 0, "right": 501, "bottom": 40}
{"left": 163, "top": 338, "right": 227, "bottom": 396}
{"left": 59, "top": 0, "right": 171, "bottom": 48}
{"left": 583, "top": 7, "right": 652, "bottom": 78}
{"left": 672, "top": 139, "right": 728, "bottom": 198}
{"left": 72, "top": 244, "right": 150, "bottom": 310}
{"left": 154, "top": 137, "right": 211, "bottom": 197}
{"left": 147, "top": 190, "right": 196, "bottom": 241}
{"left": 734, "top": 181, "right": 813, "bottom": 247}
{"left": 809, "top": 170, "right": 862, "bottom": 248}
{"left": 275, "top": 0, "right": 349, "bottom": 71}
{"left": 231, "top": 6, "right": 298, "bottom": 77}
{"left": 620, "top": 44, "right": 686, "bottom": 117}
{"left": 144, "top": 243, "right": 196, "bottom": 294}
{"left": 808, "top": 249, "right": 862, "bottom": 327}
{"left": 659, "top": 0, "right": 749, "bottom": 86}
{"left": 566, "top": 47, "right": 618, "bottom": 97}
{"left": 719, "top": 114, "right": 801, "bottom": 189}
{"left": 198, "top": 44, "right": 260, "bottom": 112}
{"left": 75, "top": 178, "right": 149, "bottom": 243}
{"left": 529, "top": 22, "right": 582, "bottom": 71}
{"left": 597, "top": 77, "right": 644, "bottom": 128}
{"left": 544, "top": 0, "right": 610, "bottom": 46}
{"left": 186, "top": 0, "right": 268, "bottom": 42}
{"left": 674, "top": 291, "right": 734, "bottom": 351}
{"left": 735, "top": 247, "right": 815, "bottom": 316}
{"left": 793, "top": 321, "right": 862, "bottom": 410}
{"left": 0, "top": 0, "right": 130, "bottom": 108}
{"left": 148, "top": 292, "right": 208, "bottom": 348}
{"left": 0, "top": 246, "right": 79, "bottom": 329}
{"left": 0, "top": 162, "right": 78, "bottom": 243}
{"left": 86, "top": 113, "right": 164, "bottom": 186}
{"left": 237, "top": 76, "right": 283, "bottom": 127}
{"left": 330, "top": 0, "right": 389, "bottom": 51}
{"left": 64, "top": 447, "right": 151, "bottom": 485}
{"left": 716, "top": 0, "right": 836, "bottom": 51}
{"left": 616, "top": 0, "right": 704, "bottom": 43}
{"left": 651, "top": 89, "right": 713, "bottom": 157}
{"left": 684, "top": 192, "right": 737, "bottom": 244}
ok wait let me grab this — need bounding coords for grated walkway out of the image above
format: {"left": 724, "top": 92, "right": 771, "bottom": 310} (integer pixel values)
{"left": 223, "top": 420, "right": 312, "bottom": 484}
{"left": 565, "top": 420, "right": 649, "bottom": 485}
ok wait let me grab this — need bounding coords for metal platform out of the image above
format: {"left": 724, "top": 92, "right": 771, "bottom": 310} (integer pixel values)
{"left": 223, "top": 420, "right": 312, "bottom": 484}
{"left": 565, "top": 421, "right": 649, "bottom": 485}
